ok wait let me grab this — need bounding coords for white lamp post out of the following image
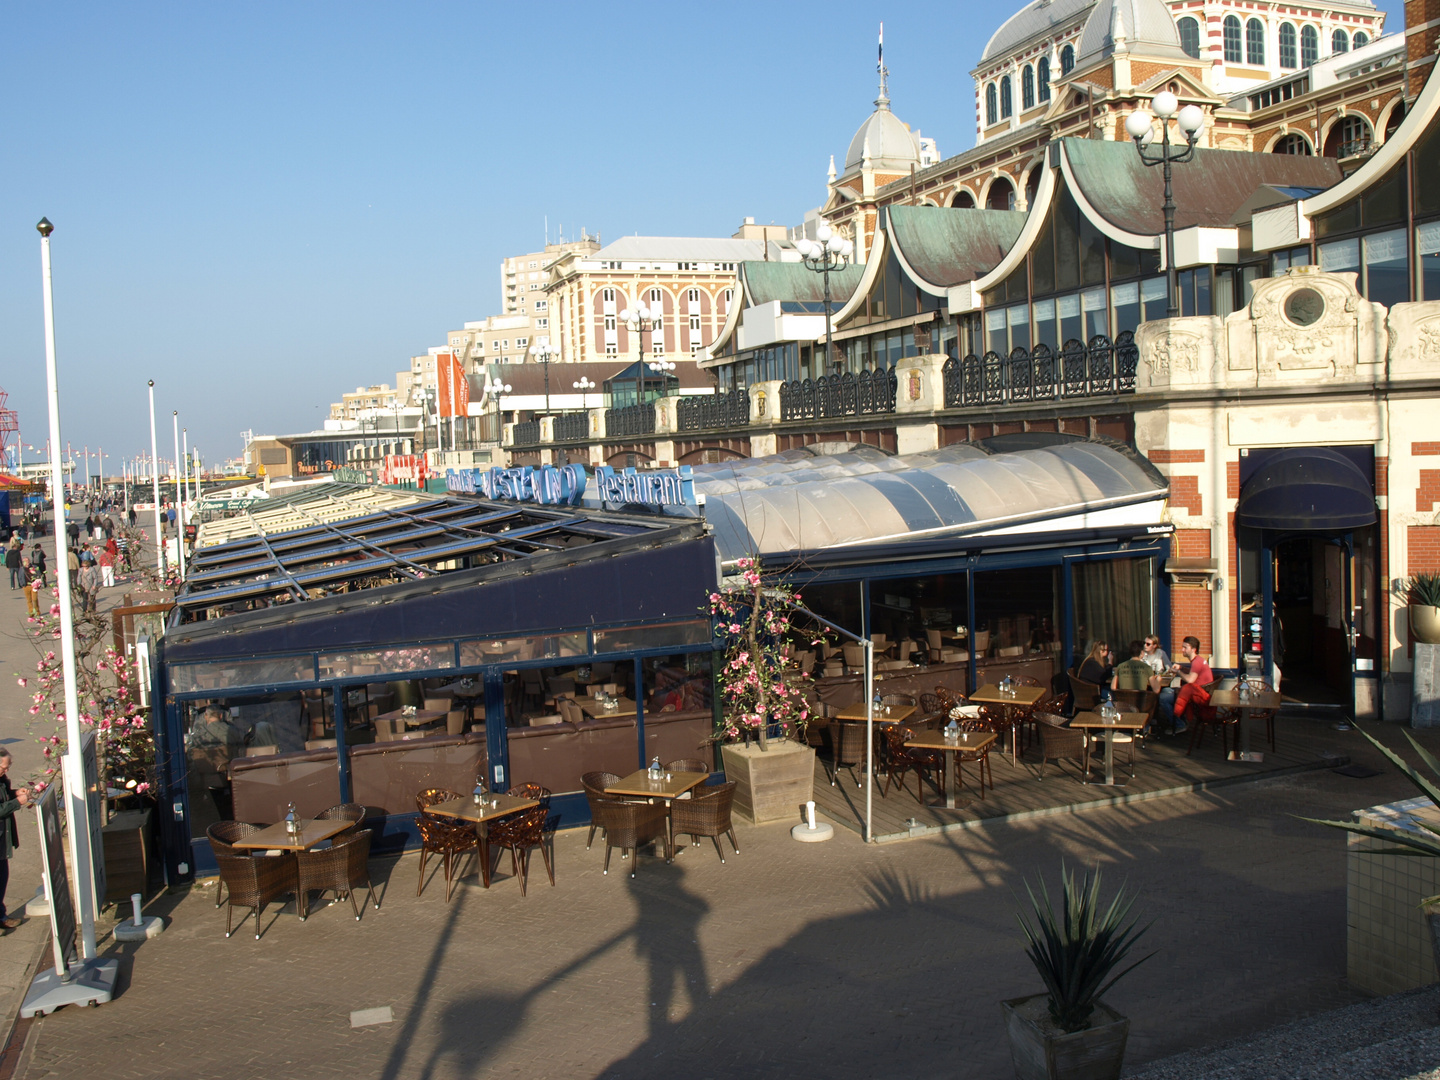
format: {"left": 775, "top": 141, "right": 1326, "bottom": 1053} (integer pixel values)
{"left": 794, "top": 223, "right": 855, "bottom": 374}
{"left": 620, "top": 302, "right": 657, "bottom": 370}
{"left": 528, "top": 340, "right": 557, "bottom": 414}
{"left": 172, "top": 412, "right": 185, "bottom": 579}
{"left": 573, "top": 376, "right": 596, "bottom": 410}
{"left": 147, "top": 382, "right": 165, "bottom": 575}
{"left": 1125, "top": 93, "right": 1205, "bottom": 317}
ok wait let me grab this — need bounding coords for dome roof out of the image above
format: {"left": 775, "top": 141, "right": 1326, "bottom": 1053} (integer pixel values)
{"left": 1074, "top": 0, "right": 1189, "bottom": 66}
{"left": 843, "top": 97, "right": 920, "bottom": 173}
{"left": 980, "top": 0, "right": 1096, "bottom": 64}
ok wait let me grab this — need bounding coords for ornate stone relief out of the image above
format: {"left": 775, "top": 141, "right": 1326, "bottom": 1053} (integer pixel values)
{"left": 1249, "top": 270, "right": 1362, "bottom": 380}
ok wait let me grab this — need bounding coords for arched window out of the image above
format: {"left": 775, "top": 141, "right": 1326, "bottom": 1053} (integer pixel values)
{"left": 1301, "top": 25, "right": 1318, "bottom": 66}
{"left": 1273, "top": 133, "right": 1312, "bottom": 155}
{"left": 1386, "top": 100, "right": 1406, "bottom": 140}
{"left": 950, "top": 188, "right": 976, "bottom": 209}
{"left": 1223, "top": 16, "right": 1242, "bottom": 62}
{"left": 986, "top": 83, "right": 997, "bottom": 126}
{"left": 1279, "top": 23, "right": 1297, "bottom": 68}
{"left": 1246, "top": 18, "right": 1266, "bottom": 65}
{"left": 1178, "top": 16, "right": 1201, "bottom": 59}
{"left": 1022, "top": 65, "right": 1035, "bottom": 109}
{"left": 1332, "top": 29, "right": 1348, "bottom": 54}
{"left": 1060, "top": 44, "right": 1074, "bottom": 74}
{"left": 1038, "top": 56, "right": 1051, "bottom": 101}
{"left": 1354, "top": 31, "right": 1368, "bottom": 48}
{"left": 1000, "top": 75, "right": 1013, "bottom": 118}
{"left": 1324, "top": 114, "right": 1372, "bottom": 158}
{"left": 986, "top": 176, "right": 1016, "bottom": 211}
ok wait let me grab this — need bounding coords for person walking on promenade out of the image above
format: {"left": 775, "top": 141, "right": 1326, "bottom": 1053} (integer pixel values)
{"left": 22, "top": 559, "right": 40, "bottom": 618}
{"left": 29, "top": 544, "right": 46, "bottom": 588}
{"left": 0, "top": 750, "right": 30, "bottom": 932}
{"left": 98, "top": 546, "right": 115, "bottom": 589}
{"left": 4, "top": 542, "right": 20, "bottom": 590}
{"left": 78, "top": 559, "right": 101, "bottom": 617}
{"left": 65, "top": 546, "right": 78, "bottom": 591}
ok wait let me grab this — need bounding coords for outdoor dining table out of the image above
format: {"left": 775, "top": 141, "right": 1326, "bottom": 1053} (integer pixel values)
{"left": 606, "top": 769, "right": 708, "bottom": 856}
{"left": 1209, "top": 683, "right": 1282, "bottom": 762}
{"left": 375, "top": 707, "right": 446, "bottom": 731}
{"left": 575, "top": 696, "right": 638, "bottom": 720}
{"left": 968, "top": 683, "right": 1047, "bottom": 764}
{"left": 905, "top": 728, "right": 997, "bottom": 809}
{"left": 1069, "top": 711, "right": 1148, "bottom": 787}
{"left": 425, "top": 793, "right": 540, "bottom": 889}
{"left": 229, "top": 818, "right": 354, "bottom": 853}
{"left": 835, "top": 702, "right": 916, "bottom": 724}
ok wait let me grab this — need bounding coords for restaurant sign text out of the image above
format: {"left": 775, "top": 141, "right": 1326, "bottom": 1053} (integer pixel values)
{"left": 446, "top": 464, "right": 695, "bottom": 509}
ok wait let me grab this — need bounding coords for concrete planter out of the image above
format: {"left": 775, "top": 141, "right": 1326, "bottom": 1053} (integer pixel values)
{"left": 720, "top": 740, "right": 814, "bottom": 825}
{"left": 1412, "top": 605, "right": 1440, "bottom": 645}
{"left": 1001, "top": 995, "right": 1129, "bottom": 1080}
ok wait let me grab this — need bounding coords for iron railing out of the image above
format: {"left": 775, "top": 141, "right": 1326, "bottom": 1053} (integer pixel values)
{"left": 509, "top": 419, "right": 541, "bottom": 447}
{"left": 553, "top": 412, "right": 589, "bottom": 441}
{"left": 605, "top": 403, "right": 656, "bottom": 439}
{"left": 941, "top": 332, "right": 1137, "bottom": 409}
{"left": 677, "top": 389, "right": 751, "bottom": 431}
{"left": 778, "top": 368, "right": 898, "bottom": 422}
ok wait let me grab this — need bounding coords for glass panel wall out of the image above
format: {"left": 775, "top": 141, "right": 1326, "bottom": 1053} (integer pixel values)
{"left": 973, "top": 566, "right": 1061, "bottom": 675}
{"left": 1420, "top": 222, "right": 1440, "bottom": 301}
{"left": 1071, "top": 557, "right": 1155, "bottom": 671}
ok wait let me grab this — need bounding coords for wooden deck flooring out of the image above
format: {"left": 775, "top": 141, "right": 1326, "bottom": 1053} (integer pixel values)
{"left": 810, "top": 712, "right": 1355, "bottom": 843}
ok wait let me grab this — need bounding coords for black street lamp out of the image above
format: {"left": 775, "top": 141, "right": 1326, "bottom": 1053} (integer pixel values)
{"left": 1125, "top": 92, "right": 1205, "bottom": 318}
{"left": 795, "top": 223, "right": 854, "bottom": 373}
{"left": 528, "top": 340, "right": 557, "bottom": 414}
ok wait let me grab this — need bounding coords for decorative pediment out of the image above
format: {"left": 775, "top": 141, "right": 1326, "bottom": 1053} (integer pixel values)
{"left": 1134, "top": 68, "right": 1220, "bottom": 105}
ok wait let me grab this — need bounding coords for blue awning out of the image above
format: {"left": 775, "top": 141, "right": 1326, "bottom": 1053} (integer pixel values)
{"left": 1235, "top": 447, "right": 1376, "bottom": 532}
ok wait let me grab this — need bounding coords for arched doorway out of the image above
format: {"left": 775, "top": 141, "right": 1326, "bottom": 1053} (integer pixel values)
{"left": 949, "top": 188, "right": 976, "bottom": 209}
{"left": 1324, "top": 114, "right": 1372, "bottom": 158}
{"left": 986, "top": 176, "right": 1015, "bottom": 211}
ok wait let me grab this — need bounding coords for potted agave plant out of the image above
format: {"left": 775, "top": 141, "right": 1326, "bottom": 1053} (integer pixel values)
{"left": 1302, "top": 727, "right": 1440, "bottom": 983}
{"left": 1405, "top": 572, "right": 1440, "bottom": 645}
{"left": 1004, "top": 865, "right": 1153, "bottom": 1080}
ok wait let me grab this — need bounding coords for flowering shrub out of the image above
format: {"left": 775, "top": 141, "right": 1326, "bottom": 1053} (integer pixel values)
{"left": 707, "top": 557, "right": 825, "bottom": 751}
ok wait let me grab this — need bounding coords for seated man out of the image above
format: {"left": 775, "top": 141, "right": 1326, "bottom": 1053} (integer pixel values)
{"left": 1141, "top": 634, "right": 1171, "bottom": 692}
{"left": 1111, "top": 640, "right": 1153, "bottom": 692}
{"left": 1156, "top": 636, "right": 1212, "bottom": 735}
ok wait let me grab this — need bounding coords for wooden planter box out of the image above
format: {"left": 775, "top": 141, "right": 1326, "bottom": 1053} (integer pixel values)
{"left": 102, "top": 807, "right": 153, "bottom": 906}
{"left": 721, "top": 741, "right": 814, "bottom": 825}
{"left": 1001, "top": 995, "right": 1129, "bottom": 1080}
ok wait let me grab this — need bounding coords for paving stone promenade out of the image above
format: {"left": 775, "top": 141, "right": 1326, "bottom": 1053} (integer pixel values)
{"left": 1, "top": 528, "right": 1438, "bottom": 1079}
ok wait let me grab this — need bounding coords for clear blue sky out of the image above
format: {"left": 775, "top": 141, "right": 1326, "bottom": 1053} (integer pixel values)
{"left": 0, "top": 0, "right": 1405, "bottom": 472}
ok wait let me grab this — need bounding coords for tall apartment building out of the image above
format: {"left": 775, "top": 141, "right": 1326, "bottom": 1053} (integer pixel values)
{"left": 545, "top": 225, "right": 785, "bottom": 366}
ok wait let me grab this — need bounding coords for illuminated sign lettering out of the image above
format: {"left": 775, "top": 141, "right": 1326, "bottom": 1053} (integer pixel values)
{"left": 446, "top": 464, "right": 695, "bottom": 510}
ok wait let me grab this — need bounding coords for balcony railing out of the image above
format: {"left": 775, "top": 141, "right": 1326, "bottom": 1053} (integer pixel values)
{"left": 553, "top": 412, "right": 589, "bottom": 441}
{"left": 778, "top": 368, "right": 897, "bottom": 422}
{"left": 941, "top": 333, "right": 1138, "bottom": 409}
{"left": 605, "top": 404, "right": 656, "bottom": 439}
{"left": 677, "top": 389, "right": 751, "bottom": 431}
{"left": 511, "top": 420, "right": 541, "bottom": 446}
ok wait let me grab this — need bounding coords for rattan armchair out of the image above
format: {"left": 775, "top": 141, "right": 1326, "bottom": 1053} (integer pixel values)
{"left": 664, "top": 758, "right": 709, "bottom": 775}
{"left": 670, "top": 781, "right": 739, "bottom": 863}
{"left": 207, "top": 821, "right": 261, "bottom": 908}
{"left": 1035, "top": 714, "right": 1088, "bottom": 780}
{"left": 581, "top": 771, "right": 624, "bottom": 850}
{"left": 415, "top": 787, "right": 477, "bottom": 901}
{"left": 882, "top": 726, "right": 941, "bottom": 804}
{"left": 316, "top": 802, "right": 367, "bottom": 838}
{"left": 216, "top": 852, "right": 298, "bottom": 939}
{"left": 487, "top": 783, "right": 553, "bottom": 897}
{"left": 295, "top": 828, "right": 378, "bottom": 920}
{"left": 592, "top": 799, "right": 671, "bottom": 878}
{"left": 955, "top": 719, "right": 994, "bottom": 797}
{"left": 828, "top": 721, "right": 867, "bottom": 788}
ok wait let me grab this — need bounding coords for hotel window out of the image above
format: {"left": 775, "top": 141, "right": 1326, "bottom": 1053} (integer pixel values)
{"left": 602, "top": 287, "right": 615, "bottom": 302}
{"left": 687, "top": 288, "right": 699, "bottom": 305}
{"left": 984, "top": 308, "right": 1007, "bottom": 354}
{"left": 604, "top": 316, "right": 615, "bottom": 330}
{"left": 1111, "top": 280, "right": 1141, "bottom": 337}
{"left": 1279, "top": 23, "right": 1297, "bottom": 68}
{"left": 534, "top": 299, "right": 547, "bottom": 310}
{"left": 536, "top": 318, "right": 548, "bottom": 329}
{"left": 1033, "top": 298, "right": 1057, "bottom": 348}
{"left": 528, "top": 261, "right": 537, "bottom": 269}
{"left": 1354, "top": 31, "right": 1368, "bottom": 47}
{"left": 1081, "top": 286, "right": 1108, "bottom": 340}
{"left": 1141, "top": 276, "right": 1169, "bottom": 321}
{"left": 1246, "top": 18, "right": 1265, "bottom": 65}
{"left": 1273, "top": 133, "right": 1312, "bottom": 155}
{"left": 528, "top": 283, "right": 539, "bottom": 290}
{"left": 689, "top": 315, "right": 701, "bottom": 332}
{"left": 986, "top": 83, "right": 998, "bottom": 126}
{"left": 1178, "top": 16, "right": 1201, "bottom": 59}
{"left": 1038, "top": 56, "right": 1051, "bottom": 102}
{"left": 724, "top": 288, "right": 734, "bottom": 306}
{"left": 1419, "top": 221, "right": 1440, "bottom": 300}
{"left": 1332, "top": 29, "right": 1348, "bottom": 53}
{"left": 1224, "top": 16, "right": 1242, "bottom": 62}
{"left": 649, "top": 287, "right": 662, "bottom": 304}
{"left": 1000, "top": 75, "right": 1013, "bottom": 118}
{"left": 605, "top": 343, "right": 618, "bottom": 356}
{"left": 1301, "top": 25, "right": 1319, "bottom": 66}
{"left": 652, "top": 336, "right": 665, "bottom": 355}
{"left": 1022, "top": 65, "right": 1035, "bottom": 110}
{"left": 1060, "top": 44, "right": 1074, "bottom": 74}
{"left": 691, "top": 342, "right": 703, "bottom": 356}
{"left": 501, "top": 340, "right": 509, "bottom": 350}
{"left": 1007, "top": 303, "right": 1030, "bottom": 351}
{"left": 516, "top": 337, "right": 528, "bottom": 348}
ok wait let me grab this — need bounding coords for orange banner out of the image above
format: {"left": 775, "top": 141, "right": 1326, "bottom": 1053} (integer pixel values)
{"left": 436, "top": 353, "right": 469, "bottom": 418}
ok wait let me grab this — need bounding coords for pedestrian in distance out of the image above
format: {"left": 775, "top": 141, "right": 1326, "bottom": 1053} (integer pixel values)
{"left": 21, "top": 559, "right": 40, "bottom": 618}
{"left": 4, "top": 542, "right": 20, "bottom": 590}
{"left": 98, "top": 546, "right": 115, "bottom": 589}
{"left": 28, "top": 545, "right": 46, "bottom": 588}
{"left": 0, "top": 750, "right": 30, "bottom": 932}
{"left": 78, "top": 559, "right": 101, "bottom": 616}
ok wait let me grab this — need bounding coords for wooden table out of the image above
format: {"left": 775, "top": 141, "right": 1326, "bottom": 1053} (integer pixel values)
{"left": 905, "top": 729, "right": 997, "bottom": 809}
{"left": 835, "top": 703, "right": 916, "bottom": 724}
{"left": 376, "top": 707, "right": 446, "bottom": 731}
{"left": 229, "top": 818, "right": 354, "bottom": 852}
{"left": 969, "top": 683, "right": 1047, "bottom": 764}
{"left": 426, "top": 793, "right": 540, "bottom": 889}
{"left": 1209, "top": 684, "right": 1282, "bottom": 761}
{"left": 1069, "top": 712, "right": 1148, "bottom": 787}
{"left": 606, "top": 769, "right": 707, "bottom": 800}
{"left": 575, "top": 696, "right": 638, "bottom": 720}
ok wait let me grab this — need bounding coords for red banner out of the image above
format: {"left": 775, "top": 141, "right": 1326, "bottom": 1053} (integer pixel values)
{"left": 436, "top": 352, "right": 469, "bottom": 418}
{"left": 380, "top": 454, "right": 429, "bottom": 486}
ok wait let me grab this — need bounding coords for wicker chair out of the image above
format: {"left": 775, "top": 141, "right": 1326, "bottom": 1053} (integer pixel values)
{"left": 581, "top": 771, "right": 623, "bottom": 850}
{"left": 827, "top": 721, "right": 867, "bottom": 788}
{"left": 415, "top": 787, "right": 477, "bottom": 901}
{"left": 1035, "top": 715, "right": 1089, "bottom": 780}
{"left": 216, "top": 852, "right": 299, "bottom": 939}
{"left": 1068, "top": 672, "right": 1103, "bottom": 714}
{"left": 918, "top": 692, "right": 944, "bottom": 720}
{"left": 592, "top": 799, "right": 671, "bottom": 877}
{"left": 665, "top": 758, "right": 709, "bottom": 776}
{"left": 487, "top": 783, "right": 553, "bottom": 897}
{"left": 882, "top": 726, "right": 941, "bottom": 804}
{"left": 1185, "top": 681, "right": 1235, "bottom": 757}
{"left": 294, "top": 828, "right": 378, "bottom": 920}
{"left": 935, "top": 686, "right": 964, "bottom": 713}
{"left": 207, "top": 821, "right": 261, "bottom": 908}
{"left": 670, "top": 781, "right": 739, "bottom": 863}
{"left": 316, "top": 802, "right": 366, "bottom": 839}
{"left": 955, "top": 719, "right": 994, "bottom": 797}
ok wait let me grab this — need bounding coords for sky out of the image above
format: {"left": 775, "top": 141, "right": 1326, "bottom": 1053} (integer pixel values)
{"left": 0, "top": 0, "right": 1406, "bottom": 474}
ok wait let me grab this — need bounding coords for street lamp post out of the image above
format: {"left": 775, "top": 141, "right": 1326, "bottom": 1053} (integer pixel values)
{"left": 573, "top": 376, "right": 596, "bottom": 410}
{"left": 147, "top": 381, "right": 165, "bottom": 575}
{"left": 620, "top": 302, "right": 657, "bottom": 370}
{"left": 1125, "top": 92, "right": 1205, "bottom": 318}
{"left": 485, "top": 378, "right": 512, "bottom": 444}
{"left": 794, "top": 223, "right": 855, "bottom": 374}
{"left": 649, "top": 358, "right": 677, "bottom": 397}
{"left": 528, "top": 341, "right": 557, "bottom": 415}
{"left": 172, "top": 411, "right": 185, "bottom": 579}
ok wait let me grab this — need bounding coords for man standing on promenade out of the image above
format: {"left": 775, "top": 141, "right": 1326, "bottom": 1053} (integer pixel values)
{"left": 0, "top": 751, "right": 30, "bottom": 932}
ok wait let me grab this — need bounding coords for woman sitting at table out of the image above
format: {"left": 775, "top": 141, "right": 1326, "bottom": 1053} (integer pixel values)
{"left": 1077, "top": 640, "right": 1112, "bottom": 689}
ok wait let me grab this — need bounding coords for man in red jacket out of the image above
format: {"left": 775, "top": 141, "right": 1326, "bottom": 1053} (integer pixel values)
{"left": 1157, "top": 636, "right": 1212, "bottom": 735}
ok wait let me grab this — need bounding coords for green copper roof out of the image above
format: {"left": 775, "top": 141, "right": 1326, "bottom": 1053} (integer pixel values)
{"left": 885, "top": 205, "right": 1028, "bottom": 288}
{"left": 741, "top": 260, "right": 866, "bottom": 307}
